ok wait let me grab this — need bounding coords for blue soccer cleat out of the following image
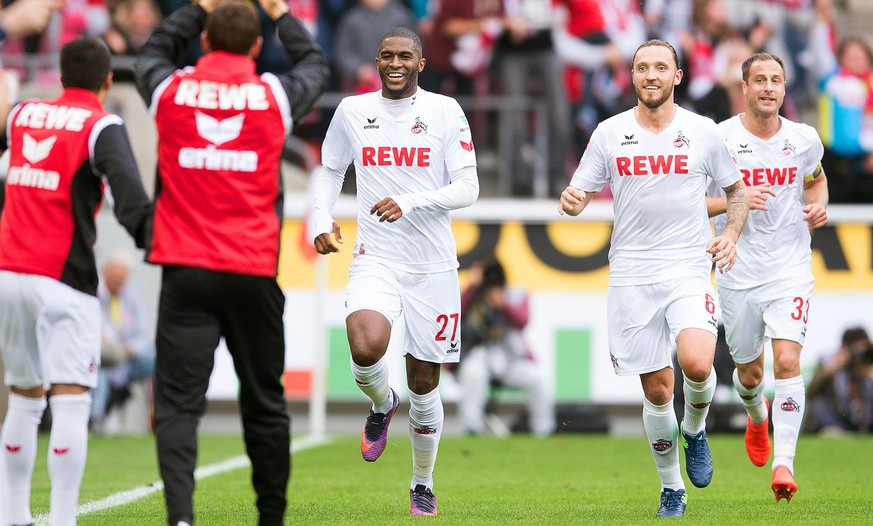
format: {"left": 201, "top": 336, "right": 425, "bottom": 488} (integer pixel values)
{"left": 682, "top": 425, "right": 713, "bottom": 488}
{"left": 656, "top": 488, "right": 687, "bottom": 518}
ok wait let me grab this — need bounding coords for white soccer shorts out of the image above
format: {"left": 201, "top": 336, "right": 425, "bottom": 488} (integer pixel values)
{"left": 719, "top": 275, "right": 814, "bottom": 364}
{"left": 0, "top": 270, "right": 100, "bottom": 388}
{"left": 345, "top": 256, "right": 461, "bottom": 364}
{"left": 607, "top": 274, "right": 719, "bottom": 376}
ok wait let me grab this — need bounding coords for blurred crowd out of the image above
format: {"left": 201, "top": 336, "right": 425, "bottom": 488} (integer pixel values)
{"left": 2, "top": 0, "right": 873, "bottom": 200}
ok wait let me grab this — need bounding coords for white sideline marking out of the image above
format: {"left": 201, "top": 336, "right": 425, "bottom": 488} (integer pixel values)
{"left": 33, "top": 434, "right": 331, "bottom": 525}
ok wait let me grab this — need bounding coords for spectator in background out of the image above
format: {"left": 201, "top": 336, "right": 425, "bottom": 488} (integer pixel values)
{"left": 0, "top": 0, "right": 63, "bottom": 123}
{"left": 808, "top": 327, "right": 873, "bottom": 434}
{"left": 679, "top": 0, "right": 744, "bottom": 123}
{"left": 334, "top": 0, "right": 415, "bottom": 93}
{"left": 91, "top": 251, "right": 155, "bottom": 434}
{"left": 0, "top": 0, "right": 61, "bottom": 43}
{"left": 494, "top": 0, "right": 571, "bottom": 196}
{"left": 553, "top": 0, "right": 641, "bottom": 161}
{"left": 808, "top": 0, "right": 873, "bottom": 203}
{"left": 458, "top": 256, "right": 554, "bottom": 437}
{"left": 422, "top": 0, "right": 507, "bottom": 97}
{"left": 102, "top": 0, "right": 163, "bottom": 82}
{"left": 134, "top": 0, "right": 328, "bottom": 523}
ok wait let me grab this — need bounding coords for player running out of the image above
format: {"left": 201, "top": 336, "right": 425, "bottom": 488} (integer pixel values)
{"left": 707, "top": 52, "right": 828, "bottom": 502}
{"left": 559, "top": 39, "right": 749, "bottom": 518}
{"left": 312, "top": 27, "right": 479, "bottom": 516}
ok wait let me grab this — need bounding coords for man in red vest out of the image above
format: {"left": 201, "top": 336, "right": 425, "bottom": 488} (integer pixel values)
{"left": 0, "top": 37, "right": 151, "bottom": 526}
{"left": 134, "top": 0, "right": 327, "bottom": 524}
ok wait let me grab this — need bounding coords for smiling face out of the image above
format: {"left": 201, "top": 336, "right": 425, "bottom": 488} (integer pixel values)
{"left": 376, "top": 36, "right": 425, "bottom": 100}
{"left": 631, "top": 44, "right": 682, "bottom": 110}
{"left": 743, "top": 58, "right": 785, "bottom": 118}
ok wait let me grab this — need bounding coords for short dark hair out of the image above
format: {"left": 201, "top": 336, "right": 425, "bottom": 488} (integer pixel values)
{"left": 206, "top": 0, "right": 260, "bottom": 55}
{"left": 741, "top": 52, "right": 786, "bottom": 82}
{"left": 60, "top": 37, "right": 111, "bottom": 92}
{"left": 633, "top": 39, "right": 680, "bottom": 70}
{"left": 378, "top": 27, "right": 423, "bottom": 57}
{"left": 481, "top": 258, "right": 506, "bottom": 289}
{"left": 842, "top": 326, "right": 870, "bottom": 348}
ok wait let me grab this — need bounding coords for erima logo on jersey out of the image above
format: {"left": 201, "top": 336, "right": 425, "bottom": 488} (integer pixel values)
{"left": 195, "top": 112, "right": 243, "bottom": 145}
{"left": 364, "top": 117, "right": 379, "bottom": 130}
{"left": 179, "top": 112, "right": 258, "bottom": 171}
{"left": 736, "top": 143, "right": 753, "bottom": 154}
{"left": 447, "top": 341, "right": 459, "bottom": 353}
{"left": 7, "top": 133, "right": 61, "bottom": 190}
{"left": 621, "top": 133, "right": 638, "bottom": 146}
{"left": 22, "top": 133, "right": 56, "bottom": 164}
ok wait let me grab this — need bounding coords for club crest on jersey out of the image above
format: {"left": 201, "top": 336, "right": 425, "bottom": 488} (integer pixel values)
{"left": 411, "top": 116, "right": 428, "bottom": 134}
{"left": 673, "top": 131, "right": 690, "bottom": 149}
{"left": 621, "top": 133, "right": 638, "bottom": 146}
{"left": 781, "top": 139, "right": 796, "bottom": 156}
{"left": 364, "top": 117, "right": 379, "bottom": 130}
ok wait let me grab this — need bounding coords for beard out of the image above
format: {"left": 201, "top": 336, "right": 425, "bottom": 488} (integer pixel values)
{"left": 380, "top": 68, "right": 419, "bottom": 99}
{"left": 634, "top": 82, "right": 674, "bottom": 109}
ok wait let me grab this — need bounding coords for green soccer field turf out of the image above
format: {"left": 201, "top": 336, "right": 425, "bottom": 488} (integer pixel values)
{"left": 24, "top": 432, "right": 873, "bottom": 525}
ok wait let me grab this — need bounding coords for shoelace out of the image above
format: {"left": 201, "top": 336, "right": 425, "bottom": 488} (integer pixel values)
{"left": 412, "top": 486, "right": 436, "bottom": 513}
{"left": 661, "top": 491, "right": 682, "bottom": 509}
{"left": 364, "top": 412, "right": 387, "bottom": 439}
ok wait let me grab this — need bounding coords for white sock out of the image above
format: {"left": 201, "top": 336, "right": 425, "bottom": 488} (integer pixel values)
{"left": 733, "top": 368, "right": 768, "bottom": 424}
{"left": 772, "top": 376, "right": 805, "bottom": 473}
{"left": 682, "top": 367, "right": 716, "bottom": 435}
{"left": 1, "top": 393, "right": 46, "bottom": 525}
{"left": 351, "top": 355, "right": 394, "bottom": 414}
{"left": 408, "top": 388, "right": 442, "bottom": 491}
{"left": 48, "top": 392, "right": 91, "bottom": 526}
{"left": 643, "top": 397, "right": 684, "bottom": 491}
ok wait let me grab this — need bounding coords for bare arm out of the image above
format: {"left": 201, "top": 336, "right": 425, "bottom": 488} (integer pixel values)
{"left": 558, "top": 185, "right": 594, "bottom": 216}
{"left": 707, "top": 180, "right": 748, "bottom": 273}
{"left": 803, "top": 166, "right": 829, "bottom": 229}
{"left": 707, "top": 183, "right": 774, "bottom": 217}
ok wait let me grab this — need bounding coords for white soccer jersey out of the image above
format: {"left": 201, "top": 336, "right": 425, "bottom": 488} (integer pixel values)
{"left": 319, "top": 88, "right": 477, "bottom": 273}
{"left": 711, "top": 115, "right": 824, "bottom": 289}
{"left": 569, "top": 106, "right": 742, "bottom": 286}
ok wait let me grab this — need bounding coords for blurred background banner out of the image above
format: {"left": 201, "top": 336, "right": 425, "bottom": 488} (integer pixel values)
{"left": 95, "top": 198, "right": 873, "bottom": 405}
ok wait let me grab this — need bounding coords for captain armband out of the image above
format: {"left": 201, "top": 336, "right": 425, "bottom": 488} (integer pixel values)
{"left": 803, "top": 162, "right": 823, "bottom": 184}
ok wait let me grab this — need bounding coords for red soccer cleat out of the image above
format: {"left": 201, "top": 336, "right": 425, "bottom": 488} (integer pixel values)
{"left": 772, "top": 466, "right": 798, "bottom": 502}
{"left": 745, "top": 398, "right": 771, "bottom": 467}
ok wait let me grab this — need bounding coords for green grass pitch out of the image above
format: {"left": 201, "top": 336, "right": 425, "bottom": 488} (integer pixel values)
{"left": 23, "top": 432, "right": 873, "bottom": 525}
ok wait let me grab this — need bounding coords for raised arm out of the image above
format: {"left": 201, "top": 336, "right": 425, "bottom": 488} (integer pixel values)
{"left": 134, "top": 3, "right": 208, "bottom": 107}
{"left": 267, "top": 0, "right": 329, "bottom": 122}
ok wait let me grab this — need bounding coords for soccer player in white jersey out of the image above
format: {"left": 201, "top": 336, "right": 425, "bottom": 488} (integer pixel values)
{"left": 707, "top": 52, "right": 828, "bottom": 502}
{"left": 559, "top": 39, "right": 749, "bottom": 518}
{"left": 311, "top": 27, "right": 479, "bottom": 516}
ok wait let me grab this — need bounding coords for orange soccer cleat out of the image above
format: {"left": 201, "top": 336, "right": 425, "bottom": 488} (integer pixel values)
{"left": 745, "top": 398, "right": 771, "bottom": 467}
{"left": 771, "top": 466, "right": 798, "bottom": 502}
